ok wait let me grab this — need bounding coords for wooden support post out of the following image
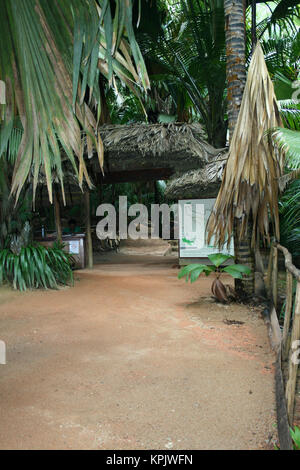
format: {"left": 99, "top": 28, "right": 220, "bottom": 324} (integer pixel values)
{"left": 53, "top": 187, "right": 62, "bottom": 244}
{"left": 272, "top": 246, "right": 278, "bottom": 310}
{"left": 84, "top": 190, "right": 93, "bottom": 269}
{"left": 154, "top": 181, "right": 159, "bottom": 205}
{"left": 282, "top": 271, "right": 293, "bottom": 360}
{"left": 266, "top": 245, "right": 273, "bottom": 296}
{"left": 285, "top": 281, "right": 300, "bottom": 425}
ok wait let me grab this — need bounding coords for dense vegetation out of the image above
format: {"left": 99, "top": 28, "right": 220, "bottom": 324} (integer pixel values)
{"left": 0, "top": 0, "right": 299, "bottom": 290}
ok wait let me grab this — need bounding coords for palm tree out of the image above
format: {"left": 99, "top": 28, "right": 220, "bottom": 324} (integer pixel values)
{"left": 210, "top": 0, "right": 298, "bottom": 295}
{"left": 0, "top": 0, "right": 149, "bottom": 203}
{"left": 207, "top": 43, "right": 285, "bottom": 296}
{"left": 139, "top": 0, "right": 227, "bottom": 147}
{"left": 222, "top": 0, "right": 256, "bottom": 296}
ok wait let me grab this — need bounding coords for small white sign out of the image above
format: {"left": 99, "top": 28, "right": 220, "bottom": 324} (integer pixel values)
{"left": 179, "top": 198, "right": 234, "bottom": 259}
{"left": 69, "top": 240, "right": 80, "bottom": 255}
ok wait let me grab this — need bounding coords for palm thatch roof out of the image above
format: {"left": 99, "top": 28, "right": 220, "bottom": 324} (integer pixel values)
{"left": 36, "top": 122, "right": 227, "bottom": 195}
{"left": 88, "top": 122, "right": 224, "bottom": 175}
{"left": 164, "top": 153, "right": 227, "bottom": 200}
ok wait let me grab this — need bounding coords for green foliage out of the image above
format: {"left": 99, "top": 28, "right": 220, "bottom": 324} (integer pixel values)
{"left": 0, "top": 242, "right": 74, "bottom": 291}
{"left": 275, "top": 426, "right": 300, "bottom": 450}
{"left": 266, "top": 41, "right": 300, "bottom": 261}
{"left": 290, "top": 426, "right": 300, "bottom": 450}
{"left": 279, "top": 179, "right": 300, "bottom": 258}
{"left": 139, "top": 0, "right": 227, "bottom": 146}
{"left": 279, "top": 100, "right": 300, "bottom": 133}
{"left": 208, "top": 253, "right": 232, "bottom": 268}
{"left": 255, "top": 1, "right": 299, "bottom": 40}
{"left": 0, "top": 156, "right": 32, "bottom": 249}
{"left": 273, "top": 128, "right": 300, "bottom": 168}
{"left": 261, "top": 33, "right": 299, "bottom": 84}
{"left": 178, "top": 263, "right": 214, "bottom": 282}
{"left": 178, "top": 253, "right": 251, "bottom": 284}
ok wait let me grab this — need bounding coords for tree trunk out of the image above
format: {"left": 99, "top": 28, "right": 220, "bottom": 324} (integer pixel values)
{"left": 225, "top": 0, "right": 246, "bottom": 140}
{"left": 53, "top": 186, "right": 62, "bottom": 244}
{"left": 225, "top": 0, "right": 255, "bottom": 296}
{"left": 234, "top": 218, "right": 255, "bottom": 297}
{"left": 84, "top": 190, "right": 93, "bottom": 269}
{"left": 154, "top": 181, "right": 160, "bottom": 205}
{"left": 99, "top": 77, "right": 112, "bottom": 125}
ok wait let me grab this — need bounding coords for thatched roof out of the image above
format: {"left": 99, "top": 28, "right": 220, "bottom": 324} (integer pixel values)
{"left": 88, "top": 122, "right": 224, "bottom": 175}
{"left": 165, "top": 154, "right": 227, "bottom": 200}
{"left": 36, "top": 123, "right": 227, "bottom": 194}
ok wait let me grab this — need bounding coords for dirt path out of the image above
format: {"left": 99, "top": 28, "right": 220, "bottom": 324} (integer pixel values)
{"left": 0, "top": 254, "right": 276, "bottom": 449}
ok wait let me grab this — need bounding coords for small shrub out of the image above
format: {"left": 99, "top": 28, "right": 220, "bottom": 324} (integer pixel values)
{"left": 178, "top": 253, "right": 251, "bottom": 303}
{"left": 0, "top": 242, "right": 74, "bottom": 291}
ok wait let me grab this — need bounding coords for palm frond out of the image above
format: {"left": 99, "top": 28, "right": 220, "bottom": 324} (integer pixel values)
{"left": 261, "top": 33, "right": 300, "bottom": 81}
{"left": 271, "top": 128, "right": 300, "bottom": 169}
{"left": 256, "top": 1, "right": 299, "bottom": 40}
{"left": 207, "top": 42, "right": 284, "bottom": 248}
{"left": 0, "top": 0, "right": 149, "bottom": 202}
{"left": 278, "top": 99, "right": 300, "bottom": 130}
{"left": 138, "top": 0, "right": 226, "bottom": 145}
{"left": 279, "top": 179, "right": 300, "bottom": 258}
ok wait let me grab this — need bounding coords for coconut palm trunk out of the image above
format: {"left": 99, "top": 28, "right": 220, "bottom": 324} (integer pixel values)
{"left": 225, "top": 0, "right": 246, "bottom": 139}
{"left": 224, "top": 0, "right": 255, "bottom": 296}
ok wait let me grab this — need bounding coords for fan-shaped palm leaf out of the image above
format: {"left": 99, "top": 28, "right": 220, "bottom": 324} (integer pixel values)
{"left": 0, "top": 0, "right": 149, "bottom": 202}
{"left": 271, "top": 128, "right": 300, "bottom": 168}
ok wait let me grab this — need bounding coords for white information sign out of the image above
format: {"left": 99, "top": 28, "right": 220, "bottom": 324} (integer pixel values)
{"left": 178, "top": 199, "right": 234, "bottom": 259}
{"left": 69, "top": 240, "right": 80, "bottom": 255}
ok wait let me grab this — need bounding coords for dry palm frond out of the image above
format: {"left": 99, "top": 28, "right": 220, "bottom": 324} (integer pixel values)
{"left": 207, "top": 42, "right": 285, "bottom": 248}
{"left": 0, "top": 0, "right": 149, "bottom": 203}
{"left": 278, "top": 168, "right": 300, "bottom": 192}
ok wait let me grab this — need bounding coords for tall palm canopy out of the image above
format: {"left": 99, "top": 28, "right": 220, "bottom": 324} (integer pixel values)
{"left": 207, "top": 42, "right": 284, "bottom": 249}
{"left": 140, "top": 0, "right": 227, "bottom": 147}
{"left": 0, "top": 0, "right": 149, "bottom": 202}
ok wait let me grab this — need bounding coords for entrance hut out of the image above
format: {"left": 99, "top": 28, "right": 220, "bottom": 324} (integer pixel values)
{"left": 34, "top": 122, "right": 228, "bottom": 268}
{"left": 87, "top": 122, "right": 226, "bottom": 185}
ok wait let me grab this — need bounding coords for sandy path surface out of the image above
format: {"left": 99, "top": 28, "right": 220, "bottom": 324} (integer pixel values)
{"left": 0, "top": 254, "right": 276, "bottom": 449}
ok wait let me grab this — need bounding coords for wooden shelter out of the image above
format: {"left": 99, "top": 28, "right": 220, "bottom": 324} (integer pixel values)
{"left": 35, "top": 122, "right": 228, "bottom": 268}
{"left": 86, "top": 122, "right": 227, "bottom": 185}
